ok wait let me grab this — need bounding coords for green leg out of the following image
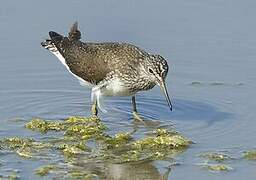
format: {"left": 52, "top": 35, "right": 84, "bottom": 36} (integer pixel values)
{"left": 132, "top": 95, "right": 144, "bottom": 122}
{"left": 91, "top": 100, "right": 98, "bottom": 117}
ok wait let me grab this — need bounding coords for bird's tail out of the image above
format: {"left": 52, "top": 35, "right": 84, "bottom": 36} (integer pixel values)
{"left": 68, "top": 22, "right": 81, "bottom": 41}
{"left": 41, "top": 31, "right": 63, "bottom": 52}
{"left": 41, "top": 39, "right": 57, "bottom": 52}
{"left": 41, "top": 22, "right": 81, "bottom": 51}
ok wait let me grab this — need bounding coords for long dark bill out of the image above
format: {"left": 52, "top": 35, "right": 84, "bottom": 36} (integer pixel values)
{"left": 159, "top": 81, "right": 173, "bottom": 111}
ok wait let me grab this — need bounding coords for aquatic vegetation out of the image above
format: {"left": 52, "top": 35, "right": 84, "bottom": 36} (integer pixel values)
{"left": 58, "top": 142, "right": 90, "bottom": 158}
{"left": 243, "top": 150, "right": 256, "bottom": 160}
{"left": 66, "top": 171, "right": 97, "bottom": 179}
{"left": 198, "top": 152, "right": 233, "bottom": 172}
{"left": 0, "top": 137, "right": 52, "bottom": 159}
{"left": 0, "top": 116, "right": 191, "bottom": 178}
{"left": 114, "top": 128, "right": 191, "bottom": 163}
{"left": 26, "top": 116, "right": 106, "bottom": 140}
{"left": 134, "top": 129, "right": 191, "bottom": 150}
{"left": 25, "top": 118, "right": 65, "bottom": 133}
{"left": 35, "top": 164, "right": 57, "bottom": 176}
{"left": 35, "top": 164, "right": 97, "bottom": 178}
{"left": 0, "top": 172, "right": 19, "bottom": 180}
{"left": 103, "top": 132, "right": 133, "bottom": 149}
{"left": 199, "top": 152, "right": 231, "bottom": 162}
{"left": 64, "top": 123, "right": 105, "bottom": 140}
{"left": 119, "top": 150, "right": 141, "bottom": 162}
{"left": 191, "top": 81, "right": 202, "bottom": 85}
{"left": 204, "top": 164, "right": 232, "bottom": 172}
{"left": 1, "top": 137, "right": 34, "bottom": 150}
{"left": 64, "top": 117, "right": 106, "bottom": 142}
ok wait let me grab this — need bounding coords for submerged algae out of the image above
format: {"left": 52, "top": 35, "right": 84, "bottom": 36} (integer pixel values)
{"left": 103, "top": 132, "right": 133, "bottom": 149}
{"left": 64, "top": 116, "right": 106, "bottom": 140}
{"left": 199, "top": 152, "right": 231, "bottom": 162}
{"left": 0, "top": 137, "right": 52, "bottom": 159}
{"left": 58, "top": 142, "right": 90, "bottom": 158}
{"left": 0, "top": 172, "right": 20, "bottom": 180}
{"left": 1, "top": 137, "right": 34, "bottom": 150}
{"left": 198, "top": 151, "right": 234, "bottom": 172}
{"left": 25, "top": 118, "right": 65, "bottom": 133}
{"left": 25, "top": 116, "right": 105, "bottom": 136}
{"left": 25, "top": 118, "right": 191, "bottom": 163}
{"left": 134, "top": 129, "right": 191, "bottom": 150}
{"left": 35, "top": 164, "right": 58, "bottom": 176}
{"left": 103, "top": 128, "right": 191, "bottom": 163}
{"left": 204, "top": 164, "right": 232, "bottom": 172}
{"left": 1, "top": 116, "right": 191, "bottom": 178}
{"left": 66, "top": 171, "right": 97, "bottom": 179}
{"left": 243, "top": 150, "right": 256, "bottom": 160}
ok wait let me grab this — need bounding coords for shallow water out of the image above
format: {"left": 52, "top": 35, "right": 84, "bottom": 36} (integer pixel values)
{"left": 1, "top": 0, "right": 256, "bottom": 179}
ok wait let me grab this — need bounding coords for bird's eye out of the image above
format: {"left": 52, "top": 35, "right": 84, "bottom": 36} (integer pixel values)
{"left": 148, "top": 68, "right": 154, "bottom": 74}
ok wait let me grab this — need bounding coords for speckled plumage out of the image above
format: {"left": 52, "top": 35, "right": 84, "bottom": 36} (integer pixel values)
{"left": 41, "top": 22, "right": 172, "bottom": 114}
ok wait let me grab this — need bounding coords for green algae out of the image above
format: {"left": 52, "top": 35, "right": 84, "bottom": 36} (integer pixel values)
{"left": 103, "top": 132, "right": 133, "bottom": 149}
{"left": 204, "top": 164, "right": 232, "bottom": 172}
{"left": 134, "top": 129, "right": 191, "bottom": 150}
{"left": 25, "top": 118, "right": 65, "bottom": 133}
{"left": 25, "top": 116, "right": 106, "bottom": 140}
{"left": 198, "top": 152, "right": 233, "bottom": 172}
{"left": 7, "top": 173, "right": 19, "bottom": 180}
{"left": 66, "top": 171, "right": 97, "bottom": 179}
{"left": 0, "top": 170, "right": 20, "bottom": 180}
{"left": 65, "top": 116, "right": 98, "bottom": 124}
{"left": 119, "top": 150, "right": 141, "bottom": 162}
{"left": 243, "top": 150, "right": 256, "bottom": 160}
{"left": 65, "top": 123, "right": 105, "bottom": 140}
{"left": 0, "top": 137, "right": 52, "bottom": 159}
{"left": 191, "top": 81, "right": 202, "bottom": 85}
{"left": 35, "top": 164, "right": 58, "bottom": 176}
{"left": 1, "top": 116, "right": 191, "bottom": 178}
{"left": 110, "top": 128, "right": 191, "bottom": 163}
{"left": 58, "top": 142, "right": 90, "bottom": 158}
{"left": 64, "top": 117, "right": 106, "bottom": 141}
{"left": 5, "top": 115, "right": 256, "bottom": 178}
{"left": 199, "top": 152, "right": 231, "bottom": 162}
{"left": 1, "top": 137, "right": 34, "bottom": 150}
{"left": 34, "top": 163, "right": 97, "bottom": 179}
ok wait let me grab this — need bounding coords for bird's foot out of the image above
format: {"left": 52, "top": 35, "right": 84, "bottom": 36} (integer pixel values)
{"left": 91, "top": 103, "right": 98, "bottom": 117}
{"left": 132, "top": 112, "right": 162, "bottom": 127}
{"left": 132, "top": 111, "right": 146, "bottom": 124}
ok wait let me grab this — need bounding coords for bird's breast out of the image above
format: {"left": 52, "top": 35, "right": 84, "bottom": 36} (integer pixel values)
{"left": 101, "top": 78, "right": 133, "bottom": 96}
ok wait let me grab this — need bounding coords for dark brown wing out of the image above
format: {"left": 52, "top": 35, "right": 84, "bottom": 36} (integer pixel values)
{"left": 60, "top": 41, "right": 111, "bottom": 84}
{"left": 48, "top": 23, "right": 149, "bottom": 85}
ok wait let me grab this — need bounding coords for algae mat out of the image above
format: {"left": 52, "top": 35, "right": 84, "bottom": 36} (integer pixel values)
{"left": 0, "top": 116, "right": 191, "bottom": 179}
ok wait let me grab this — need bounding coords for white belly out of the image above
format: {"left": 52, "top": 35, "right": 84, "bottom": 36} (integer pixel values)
{"left": 91, "top": 78, "right": 132, "bottom": 113}
{"left": 101, "top": 78, "right": 132, "bottom": 96}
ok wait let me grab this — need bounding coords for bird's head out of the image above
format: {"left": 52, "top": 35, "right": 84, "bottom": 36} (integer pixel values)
{"left": 140, "top": 54, "right": 173, "bottom": 111}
